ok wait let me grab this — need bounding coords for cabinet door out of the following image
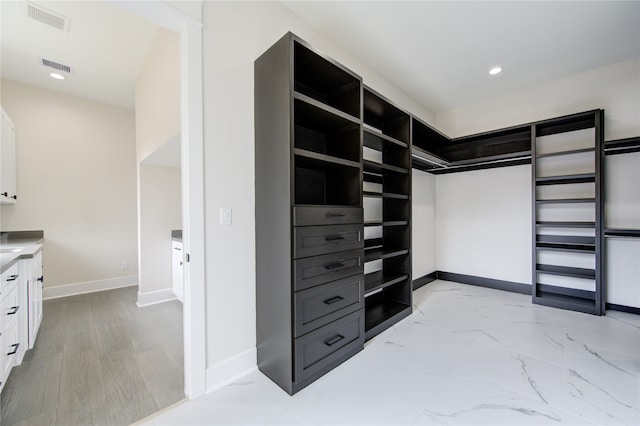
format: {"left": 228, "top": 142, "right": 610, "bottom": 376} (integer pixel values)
{"left": 172, "top": 241, "right": 183, "bottom": 302}
{"left": 0, "top": 108, "right": 16, "bottom": 204}
{"left": 28, "top": 252, "right": 43, "bottom": 349}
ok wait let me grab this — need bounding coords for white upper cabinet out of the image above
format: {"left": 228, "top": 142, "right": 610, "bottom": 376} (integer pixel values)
{"left": 0, "top": 107, "right": 17, "bottom": 204}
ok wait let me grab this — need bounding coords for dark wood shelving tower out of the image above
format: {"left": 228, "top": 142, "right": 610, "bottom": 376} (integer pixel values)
{"left": 362, "top": 87, "right": 412, "bottom": 340}
{"left": 531, "top": 110, "right": 605, "bottom": 314}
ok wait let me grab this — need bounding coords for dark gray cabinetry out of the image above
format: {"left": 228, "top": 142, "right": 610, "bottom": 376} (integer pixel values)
{"left": 532, "top": 110, "right": 605, "bottom": 314}
{"left": 362, "top": 87, "right": 413, "bottom": 340}
{"left": 255, "top": 33, "right": 365, "bottom": 394}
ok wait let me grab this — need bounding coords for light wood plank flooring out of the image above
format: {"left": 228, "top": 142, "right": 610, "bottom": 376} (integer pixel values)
{"left": 1, "top": 286, "right": 184, "bottom": 426}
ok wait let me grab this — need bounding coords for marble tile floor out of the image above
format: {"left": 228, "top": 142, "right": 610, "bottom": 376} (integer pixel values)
{"left": 140, "top": 280, "right": 640, "bottom": 426}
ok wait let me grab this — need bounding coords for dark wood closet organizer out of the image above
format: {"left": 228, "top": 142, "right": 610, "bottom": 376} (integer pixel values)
{"left": 256, "top": 32, "right": 627, "bottom": 395}
{"left": 255, "top": 33, "right": 412, "bottom": 395}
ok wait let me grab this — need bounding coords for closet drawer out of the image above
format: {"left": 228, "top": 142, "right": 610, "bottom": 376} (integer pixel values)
{"left": 293, "top": 206, "right": 363, "bottom": 226}
{"left": 294, "top": 274, "right": 364, "bottom": 337}
{"left": 294, "top": 224, "right": 364, "bottom": 259}
{"left": 294, "top": 249, "right": 363, "bottom": 291}
{"left": 294, "top": 309, "right": 364, "bottom": 384}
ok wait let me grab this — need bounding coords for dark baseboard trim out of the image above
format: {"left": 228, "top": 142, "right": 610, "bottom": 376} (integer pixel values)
{"left": 606, "top": 303, "right": 640, "bottom": 315}
{"left": 436, "top": 271, "right": 531, "bottom": 295}
{"left": 413, "top": 270, "right": 640, "bottom": 316}
{"left": 412, "top": 272, "right": 437, "bottom": 290}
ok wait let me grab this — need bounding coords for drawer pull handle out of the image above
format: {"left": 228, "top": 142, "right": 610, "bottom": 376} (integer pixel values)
{"left": 325, "top": 235, "right": 345, "bottom": 242}
{"left": 324, "top": 262, "right": 344, "bottom": 270}
{"left": 7, "top": 343, "right": 19, "bottom": 356}
{"left": 37, "top": 276, "right": 44, "bottom": 283}
{"left": 174, "top": 247, "right": 182, "bottom": 251}
{"left": 7, "top": 306, "right": 18, "bottom": 315}
{"left": 323, "top": 296, "right": 344, "bottom": 305}
{"left": 6, "top": 274, "right": 19, "bottom": 282}
{"left": 325, "top": 335, "right": 344, "bottom": 347}
{"left": 326, "top": 213, "right": 346, "bottom": 218}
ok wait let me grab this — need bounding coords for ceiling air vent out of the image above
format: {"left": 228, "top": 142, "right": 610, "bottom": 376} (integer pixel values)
{"left": 40, "top": 58, "right": 74, "bottom": 75}
{"left": 25, "top": 2, "right": 70, "bottom": 32}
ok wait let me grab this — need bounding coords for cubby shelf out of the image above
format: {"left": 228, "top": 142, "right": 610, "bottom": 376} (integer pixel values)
{"left": 363, "top": 126, "right": 408, "bottom": 149}
{"left": 364, "top": 220, "right": 408, "bottom": 227}
{"left": 536, "top": 243, "right": 596, "bottom": 253}
{"left": 364, "top": 298, "right": 411, "bottom": 340}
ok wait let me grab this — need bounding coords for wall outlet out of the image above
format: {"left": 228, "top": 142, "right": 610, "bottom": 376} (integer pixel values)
{"left": 220, "top": 208, "right": 232, "bottom": 225}
{"left": 120, "top": 260, "right": 129, "bottom": 270}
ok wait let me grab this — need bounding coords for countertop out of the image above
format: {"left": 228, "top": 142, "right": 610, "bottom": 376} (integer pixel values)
{"left": 0, "top": 231, "right": 44, "bottom": 274}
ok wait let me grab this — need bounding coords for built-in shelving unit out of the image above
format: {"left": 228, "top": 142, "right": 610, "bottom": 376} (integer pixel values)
{"left": 256, "top": 34, "right": 365, "bottom": 395}
{"left": 603, "top": 137, "right": 640, "bottom": 311}
{"left": 362, "top": 87, "right": 412, "bottom": 340}
{"left": 531, "top": 110, "right": 604, "bottom": 314}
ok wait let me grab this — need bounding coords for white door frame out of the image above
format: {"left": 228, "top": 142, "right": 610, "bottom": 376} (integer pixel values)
{"left": 112, "top": 0, "right": 206, "bottom": 399}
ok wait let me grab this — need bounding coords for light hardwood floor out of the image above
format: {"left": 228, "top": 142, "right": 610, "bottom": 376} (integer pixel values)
{"left": 1, "top": 286, "right": 184, "bottom": 426}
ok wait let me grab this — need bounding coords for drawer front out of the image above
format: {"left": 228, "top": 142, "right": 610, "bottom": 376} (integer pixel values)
{"left": 2, "top": 285, "right": 19, "bottom": 316}
{"left": 294, "top": 224, "right": 364, "bottom": 259}
{"left": 294, "top": 274, "right": 364, "bottom": 338}
{"left": 293, "top": 206, "right": 363, "bottom": 227}
{"left": 294, "top": 309, "right": 364, "bottom": 383}
{"left": 1, "top": 263, "right": 19, "bottom": 294}
{"left": 2, "top": 319, "right": 19, "bottom": 380}
{"left": 294, "top": 249, "right": 363, "bottom": 291}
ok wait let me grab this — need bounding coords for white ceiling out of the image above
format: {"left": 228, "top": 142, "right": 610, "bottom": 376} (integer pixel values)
{"left": 1, "top": 1, "right": 639, "bottom": 115}
{"left": 282, "top": 1, "right": 640, "bottom": 113}
{"left": 1, "top": 1, "right": 159, "bottom": 110}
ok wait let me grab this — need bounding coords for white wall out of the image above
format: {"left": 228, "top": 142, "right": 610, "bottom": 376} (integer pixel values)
{"left": 436, "top": 165, "right": 532, "bottom": 284}
{"left": 436, "top": 58, "right": 640, "bottom": 140}
{"left": 135, "top": 27, "right": 181, "bottom": 304}
{"left": 138, "top": 163, "right": 181, "bottom": 299}
{"left": 135, "top": 27, "right": 180, "bottom": 163}
{"left": 200, "top": 1, "right": 435, "bottom": 376}
{"left": 412, "top": 169, "right": 436, "bottom": 279}
{"left": 0, "top": 79, "right": 138, "bottom": 288}
{"left": 434, "top": 57, "right": 640, "bottom": 304}
{"left": 605, "top": 152, "right": 640, "bottom": 307}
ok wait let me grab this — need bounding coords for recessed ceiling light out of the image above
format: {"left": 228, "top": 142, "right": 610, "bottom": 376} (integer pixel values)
{"left": 49, "top": 72, "right": 65, "bottom": 80}
{"left": 489, "top": 66, "right": 503, "bottom": 75}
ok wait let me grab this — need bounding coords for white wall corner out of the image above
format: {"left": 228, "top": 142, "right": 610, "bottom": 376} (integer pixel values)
{"left": 43, "top": 275, "right": 138, "bottom": 300}
{"left": 205, "top": 347, "right": 257, "bottom": 394}
{"left": 136, "top": 287, "right": 177, "bottom": 307}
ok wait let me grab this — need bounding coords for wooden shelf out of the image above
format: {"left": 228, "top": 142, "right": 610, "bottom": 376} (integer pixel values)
{"left": 536, "top": 221, "right": 595, "bottom": 228}
{"left": 536, "top": 198, "right": 595, "bottom": 204}
{"left": 536, "top": 243, "right": 595, "bottom": 253}
{"left": 294, "top": 148, "right": 361, "bottom": 170}
{"left": 364, "top": 248, "right": 409, "bottom": 262}
{"left": 363, "top": 159, "right": 408, "bottom": 175}
{"left": 364, "top": 271, "right": 408, "bottom": 295}
{"left": 536, "top": 147, "right": 595, "bottom": 159}
{"left": 536, "top": 173, "right": 595, "bottom": 186}
{"left": 536, "top": 264, "right": 595, "bottom": 279}
{"left": 363, "top": 126, "right": 408, "bottom": 149}
{"left": 363, "top": 191, "right": 409, "bottom": 200}
{"left": 605, "top": 228, "right": 640, "bottom": 238}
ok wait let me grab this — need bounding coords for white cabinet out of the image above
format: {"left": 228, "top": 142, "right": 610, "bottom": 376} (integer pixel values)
{"left": 172, "top": 240, "right": 183, "bottom": 302}
{"left": 0, "top": 106, "right": 17, "bottom": 204}
{"left": 1, "top": 263, "right": 21, "bottom": 390}
{"left": 23, "top": 251, "right": 43, "bottom": 350}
